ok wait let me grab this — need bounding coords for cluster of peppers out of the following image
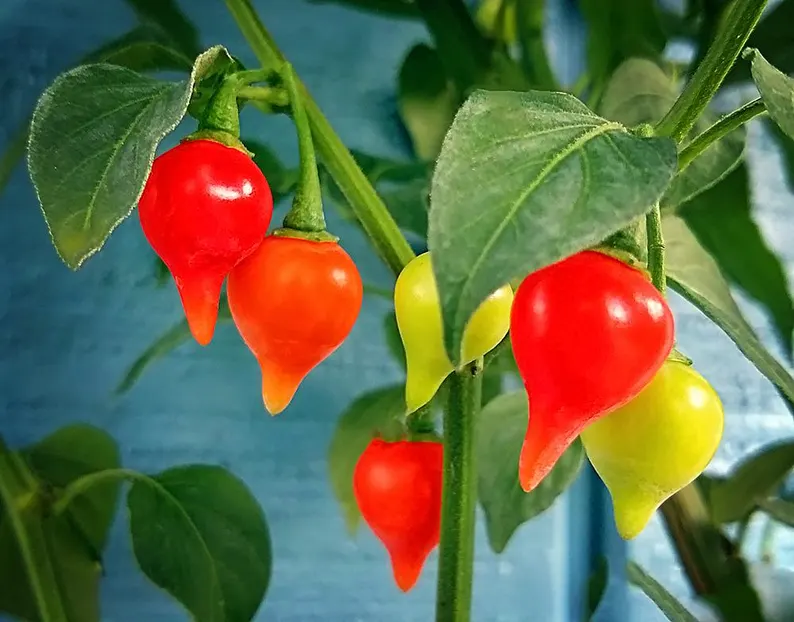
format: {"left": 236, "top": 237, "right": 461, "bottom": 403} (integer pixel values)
{"left": 354, "top": 250, "right": 724, "bottom": 592}
{"left": 136, "top": 65, "right": 724, "bottom": 594}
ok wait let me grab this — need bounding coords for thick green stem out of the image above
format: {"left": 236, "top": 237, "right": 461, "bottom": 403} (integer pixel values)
{"left": 435, "top": 361, "right": 482, "bottom": 622}
{"left": 225, "top": 0, "right": 415, "bottom": 275}
{"left": 0, "top": 439, "right": 67, "bottom": 622}
{"left": 280, "top": 63, "right": 326, "bottom": 234}
{"left": 655, "top": 0, "right": 768, "bottom": 143}
{"left": 678, "top": 98, "right": 766, "bottom": 170}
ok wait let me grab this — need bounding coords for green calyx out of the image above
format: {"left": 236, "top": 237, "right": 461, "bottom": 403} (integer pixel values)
{"left": 182, "top": 129, "right": 251, "bottom": 155}
{"left": 196, "top": 76, "right": 242, "bottom": 140}
{"left": 271, "top": 227, "right": 338, "bottom": 243}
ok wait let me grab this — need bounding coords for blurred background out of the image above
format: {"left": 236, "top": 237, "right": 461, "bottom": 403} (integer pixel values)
{"left": 1, "top": 0, "right": 793, "bottom": 620}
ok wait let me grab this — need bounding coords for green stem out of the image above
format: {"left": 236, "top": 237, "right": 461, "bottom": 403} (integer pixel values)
{"left": 678, "top": 98, "right": 766, "bottom": 170}
{"left": 236, "top": 86, "right": 289, "bottom": 107}
{"left": 52, "top": 468, "right": 142, "bottom": 516}
{"left": 655, "top": 0, "right": 768, "bottom": 143}
{"left": 225, "top": 0, "right": 415, "bottom": 275}
{"left": 645, "top": 203, "right": 665, "bottom": 292}
{"left": 280, "top": 62, "right": 326, "bottom": 234}
{"left": 515, "top": 0, "right": 557, "bottom": 89}
{"left": 435, "top": 360, "right": 482, "bottom": 622}
{"left": 0, "top": 440, "right": 67, "bottom": 622}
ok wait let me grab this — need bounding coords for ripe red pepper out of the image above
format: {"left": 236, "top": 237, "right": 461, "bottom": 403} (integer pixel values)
{"left": 353, "top": 438, "right": 443, "bottom": 592}
{"left": 138, "top": 139, "right": 273, "bottom": 346}
{"left": 510, "top": 250, "right": 674, "bottom": 492}
{"left": 227, "top": 235, "right": 363, "bottom": 414}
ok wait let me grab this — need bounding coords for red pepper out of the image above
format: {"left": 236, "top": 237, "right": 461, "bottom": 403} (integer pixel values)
{"left": 227, "top": 235, "right": 363, "bottom": 414}
{"left": 353, "top": 438, "right": 443, "bottom": 592}
{"left": 138, "top": 139, "right": 273, "bottom": 346}
{"left": 510, "top": 250, "right": 674, "bottom": 492}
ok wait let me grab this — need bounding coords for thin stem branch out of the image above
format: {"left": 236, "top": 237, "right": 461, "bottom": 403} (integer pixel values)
{"left": 645, "top": 203, "right": 666, "bottom": 292}
{"left": 655, "top": 0, "right": 769, "bottom": 143}
{"left": 52, "top": 468, "right": 142, "bottom": 515}
{"left": 435, "top": 360, "right": 482, "bottom": 622}
{"left": 678, "top": 98, "right": 766, "bottom": 170}
{"left": 225, "top": 0, "right": 415, "bottom": 275}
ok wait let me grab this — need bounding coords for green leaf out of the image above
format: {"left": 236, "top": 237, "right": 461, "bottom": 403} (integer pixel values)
{"left": 579, "top": 0, "right": 666, "bottom": 94}
{"left": 242, "top": 139, "right": 298, "bottom": 203}
{"left": 27, "top": 45, "right": 233, "bottom": 269}
{"left": 0, "top": 426, "right": 121, "bottom": 622}
{"left": 429, "top": 89, "right": 677, "bottom": 364}
{"left": 759, "top": 497, "right": 794, "bottom": 527}
{"left": 749, "top": 49, "right": 794, "bottom": 142}
{"left": 705, "top": 440, "right": 794, "bottom": 523}
{"left": 477, "top": 391, "right": 585, "bottom": 553}
{"left": 768, "top": 119, "right": 794, "bottom": 193}
{"left": 116, "top": 299, "right": 232, "bottom": 395}
{"left": 398, "top": 44, "right": 459, "bottom": 161}
{"left": 587, "top": 556, "right": 609, "bottom": 619}
{"left": 122, "top": 0, "right": 201, "bottom": 58}
{"left": 327, "top": 386, "right": 408, "bottom": 535}
{"left": 664, "top": 214, "right": 794, "bottom": 415}
{"left": 306, "top": 0, "right": 420, "bottom": 18}
{"left": 681, "top": 165, "right": 794, "bottom": 358}
{"left": 627, "top": 561, "right": 699, "bottom": 622}
{"left": 84, "top": 24, "right": 194, "bottom": 73}
{"left": 128, "top": 465, "right": 271, "bottom": 622}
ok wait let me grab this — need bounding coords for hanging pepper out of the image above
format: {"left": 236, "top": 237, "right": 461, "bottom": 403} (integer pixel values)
{"left": 395, "top": 252, "right": 513, "bottom": 413}
{"left": 227, "top": 63, "right": 362, "bottom": 414}
{"left": 353, "top": 437, "right": 443, "bottom": 591}
{"left": 510, "top": 250, "right": 675, "bottom": 492}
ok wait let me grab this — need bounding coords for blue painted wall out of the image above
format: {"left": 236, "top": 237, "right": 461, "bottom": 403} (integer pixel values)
{"left": 1, "top": 1, "right": 793, "bottom": 621}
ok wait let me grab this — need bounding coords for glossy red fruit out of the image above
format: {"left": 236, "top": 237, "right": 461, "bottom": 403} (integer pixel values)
{"left": 510, "top": 250, "right": 674, "bottom": 492}
{"left": 354, "top": 438, "right": 443, "bottom": 592}
{"left": 138, "top": 139, "right": 273, "bottom": 346}
{"left": 227, "top": 235, "right": 363, "bottom": 414}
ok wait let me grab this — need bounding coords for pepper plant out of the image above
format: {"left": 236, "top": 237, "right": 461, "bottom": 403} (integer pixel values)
{"left": 3, "top": 0, "right": 794, "bottom": 620}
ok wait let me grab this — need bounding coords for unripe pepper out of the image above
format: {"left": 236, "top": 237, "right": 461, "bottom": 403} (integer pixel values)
{"left": 581, "top": 360, "right": 724, "bottom": 539}
{"left": 510, "top": 250, "right": 674, "bottom": 492}
{"left": 138, "top": 139, "right": 273, "bottom": 346}
{"left": 353, "top": 438, "right": 443, "bottom": 592}
{"left": 395, "top": 252, "right": 513, "bottom": 413}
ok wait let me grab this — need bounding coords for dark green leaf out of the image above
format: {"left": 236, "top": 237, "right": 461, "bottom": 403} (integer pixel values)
{"left": 749, "top": 49, "right": 794, "bottom": 142}
{"left": 664, "top": 214, "right": 794, "bottom": 415}
{"left": 477, "top": 391, "right": 585, "bottom": 553}
{"left": 383, "top": 311, "right": 407, "bottom": 371}
{"left": 327, "top": 386, "right": 407, "bottom": 535}
{"left": 398, "top": 44, "right": 459, "bottom": 160}
{"left": 27, "top": 46, "right": 233, "bottom": 269}
{"left": 681, "top": 165, "right": 794, "bottom": 358}
{"left": 242, "top": 139, "right": 298, "bottom": 202}
{"left": 705, "top": 440, "right": 794, "bottom": 523}
{"left": 0, "top": 128, "right": 27, "bottom": 200}
{"left": 116, "top": 299, "right": 232, "bottom": 395}
{"left": 627, "top": 561, "right": 699, "bottom": 622}
{"left": 381, "top": 178, "right": 430, "bottom": 239}
{"left": 123, "top": 0, "right": 201, "bottom": 58}
{"left": 587, "top": 556, "right": 609, "bottom": 619}
{"left": 480, "top": 365, "right": 503, "bottom": 408}
{"left": 84, "top": 25, "right": 194, "bottom": 73}
{"left": 128, "top": 465, "right": 271, "bottom": 622}
{"left": 759, "top": 497, "right": 794, "bottom": 527}
{"left": 726, "top": 0, "right": 794, "bottom": 84}
{"left": 306, "top": 0, "right": 419, "bottom": 18}
{"left": 768, "top": 119, "right": 794, "bottom": 193}
{"left": 429, "top": 89, "right": 677, "bottom": 364}
{"left": 579, "top": 0, "right": 666, "bottom": 95}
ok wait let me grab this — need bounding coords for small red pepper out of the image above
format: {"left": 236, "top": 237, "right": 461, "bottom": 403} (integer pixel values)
{"left": 353, "top": 438, "right": 443, "bottom": 592}
{"left": 138, "top": 139, "right": 273, "bottom": 346}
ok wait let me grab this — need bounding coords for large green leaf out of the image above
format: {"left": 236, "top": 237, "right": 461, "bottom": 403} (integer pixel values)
{"left": 664, "top": 214, "right": 794, "bottom": 413}
{"left": 759, "top": 497, "right": 794, "bottom": 527}
{"left": 587, "top": 557, "right": 609, "bottom": 620}
{"left": 327, "top": 386, "right": 408, "bottom": 535}
{"left": 705, "top": 440, "right": 794, "bottom": 523}
{"left": 477, "top": 391, "right": 585, "bottom": 553}
{"left": 429, "top": 89, "right": 677, "bottom": 363}
{"left": 579, "top": 0, "right": 666, "bottom": 94}
{"left": 681, "top": 165, "right": 794, "bottom": 358}
{"left": 397, "top": 44, "right": 459, "bottom": 161}
{"left": 627, "top": 562, "right": 699, "bottom": 622}
{"left": 122, "top": 0, "right": 201, "bottom": 59}
{"left": 128, "top": 465, "right": 271, "bottom": 622}
{"left": 749, "top": 49, "right": 794, "bottom": 142}
{"left": 27, "top": 46, "right": 233, "bottom": 269}
{"left": 0, "top": 426, "right": 121, "bottom": 622}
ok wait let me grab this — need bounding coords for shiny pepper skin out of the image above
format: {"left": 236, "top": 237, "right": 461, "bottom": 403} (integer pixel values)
{"left": 510, "top": 250, "right": 675, "bottom": 492}
{"left": 395, "top": 252, "right": 513, "bottom": 413}
{"left": 353, "top": 438, "right": 443, "bottom": 592}
{"left": 138, "top": 139, "right": 273, "bottom": 346}
{"left": 227, "top": 235, "right": 363, "bottom": 414}
{"left": 581, "top": 361, "right": 724, "bottom": 539}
